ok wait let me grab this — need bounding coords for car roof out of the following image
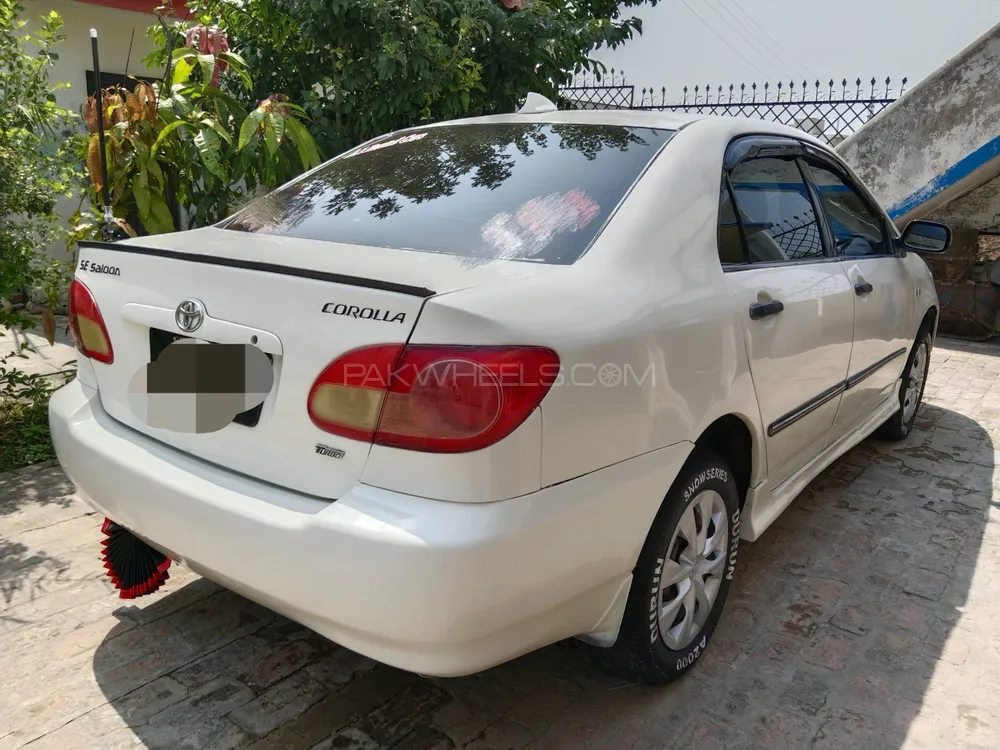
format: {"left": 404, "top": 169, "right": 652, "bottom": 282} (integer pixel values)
{"left": 403, "top": 108, "right": 832, "bottom": 151}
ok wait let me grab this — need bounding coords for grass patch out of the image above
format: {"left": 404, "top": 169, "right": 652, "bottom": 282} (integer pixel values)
{"left": 0, "top": 396, "right": 56, "bottom": 473}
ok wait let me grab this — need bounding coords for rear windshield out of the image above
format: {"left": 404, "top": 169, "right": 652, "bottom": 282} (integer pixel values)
{"left": 221, "top": 122, "right": 674, "bottom": 265}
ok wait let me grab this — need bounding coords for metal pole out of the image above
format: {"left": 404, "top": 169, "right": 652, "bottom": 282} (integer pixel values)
{"left": 90, "top": 28, "right": 115, "bottom": 239}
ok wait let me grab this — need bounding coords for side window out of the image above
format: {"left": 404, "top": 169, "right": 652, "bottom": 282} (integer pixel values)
{"left": 729, "top": 157, "right": 825, "bottom": 263}
{"left": 718, "top": 183, "right": 745, "bottom": 264}
{"left": 804, "top": 161, "right": 891, "bottom": 257}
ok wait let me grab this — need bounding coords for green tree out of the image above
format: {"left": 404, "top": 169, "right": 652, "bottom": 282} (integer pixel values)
{"left": 0, "top": 0, "right": 81, "bottom": 337}
{"left": 152, "top": 0, "right": 656, "bottom": 157}
{"left": 79, "top": 26, "right": 322, "bottom": 235}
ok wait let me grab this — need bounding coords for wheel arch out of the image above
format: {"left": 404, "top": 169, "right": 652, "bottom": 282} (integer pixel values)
{"left": 920, "top": 304, "right": 939, "bottom": 343}
{"left": 691, "top": 414, "right": 757, "bottom": 510}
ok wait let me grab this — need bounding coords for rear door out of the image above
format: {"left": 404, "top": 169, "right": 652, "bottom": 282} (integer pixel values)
{"left": 719, "top": 138, "right": 856, "bottom": 486}
{"left": 801, "top": 155, "right": 915, "bottom": 438}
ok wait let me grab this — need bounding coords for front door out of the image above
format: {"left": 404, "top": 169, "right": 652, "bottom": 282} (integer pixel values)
{"left": 720, "top": 148, "right": 856, "bottom": 486}
{"left": 801, "top": 157, "right": 915, "bottom": 437}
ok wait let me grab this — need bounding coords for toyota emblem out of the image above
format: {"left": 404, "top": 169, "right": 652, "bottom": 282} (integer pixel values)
{"left": 175, "top": 298, "right": 206, "bottom": 333}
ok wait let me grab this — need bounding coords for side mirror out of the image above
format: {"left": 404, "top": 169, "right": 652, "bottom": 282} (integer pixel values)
{"left": 900, "top": 220, "right": 951, "bottom": 253}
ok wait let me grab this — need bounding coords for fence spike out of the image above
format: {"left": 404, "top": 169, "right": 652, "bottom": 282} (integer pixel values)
{"left": 870, "top": 77, "right": 877, "bottom": 98}
{"left": 901, "top": 76, "right": 908, "bottom": 96}
{"left": 763, "top": 81, "right": 769, "bottom": 103}
{"left": 884, "top": 76, "right": 891, "bottom": 97}
{"left": 855, "top": 77, "right": 862, "bottom": 97}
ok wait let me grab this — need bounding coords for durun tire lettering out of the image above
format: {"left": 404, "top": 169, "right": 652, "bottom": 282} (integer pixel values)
{"left": 590, "top": 449, "right": 741, "bottom": 685}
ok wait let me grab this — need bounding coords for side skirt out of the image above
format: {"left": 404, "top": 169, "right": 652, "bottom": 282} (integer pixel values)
{"left": 740, "top": 389, "right": 900, "bottom": 542}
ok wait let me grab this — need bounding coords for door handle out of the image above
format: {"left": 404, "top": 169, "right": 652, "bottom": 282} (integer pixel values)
{"left": 749, "top": 300, "right": 784, "bottom": 320}
{"left": 855, "top": 282, "right": 874, "bottom": 296}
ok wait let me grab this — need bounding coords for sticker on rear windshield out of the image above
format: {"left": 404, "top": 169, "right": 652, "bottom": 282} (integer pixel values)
{"left": 79, "top": 259, "right": 121, "bottom": 276}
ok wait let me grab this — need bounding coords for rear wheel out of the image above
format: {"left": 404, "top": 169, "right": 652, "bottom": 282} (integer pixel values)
{"left": 593, "top": 451, "right": 741, "bottom": 684}
{"left": 876, "top": 330, "right": 932, "bottom": 441}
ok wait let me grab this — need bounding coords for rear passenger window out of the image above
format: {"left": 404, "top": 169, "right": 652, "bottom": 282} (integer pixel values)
{"left": 804, "top": 161, "right": 891, "bottom": 257}
{"left": 729, "top": 158, "right": 825, "bottom": 263}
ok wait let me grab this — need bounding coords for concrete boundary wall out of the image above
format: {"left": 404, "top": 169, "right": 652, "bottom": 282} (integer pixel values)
{"left": 837, "top": 22, "right": 1000, "bottom": 228}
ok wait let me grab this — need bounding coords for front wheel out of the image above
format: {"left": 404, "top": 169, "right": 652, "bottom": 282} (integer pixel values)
{"left": 876, "top": 330, "right": 932, "bottom": 441}
{"left": 592, "top": 451, "right": 741, "bottom": 684}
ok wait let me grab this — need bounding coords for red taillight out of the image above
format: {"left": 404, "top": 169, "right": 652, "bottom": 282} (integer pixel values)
{"left": 307, "top": 344, "right": 559, "bottom": 453}
{"left": 68, "top": 279, "right": 114, "bottom": 364}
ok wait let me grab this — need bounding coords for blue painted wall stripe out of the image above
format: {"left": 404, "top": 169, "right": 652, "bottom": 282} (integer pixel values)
{"left": 887, "top": 134, "right": 1000, "bottom": 219}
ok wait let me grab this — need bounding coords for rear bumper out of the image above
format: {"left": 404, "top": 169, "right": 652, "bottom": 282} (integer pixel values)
{"left": 49, "top": 379, "right": 691, "bottom": 676}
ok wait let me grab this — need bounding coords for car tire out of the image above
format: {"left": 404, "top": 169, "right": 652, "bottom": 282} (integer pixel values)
{"left": 591, "top": 449, "right": 741, "bottom": 684}
{"left": 876, "top": 329, "right": 932, "bottom": 441}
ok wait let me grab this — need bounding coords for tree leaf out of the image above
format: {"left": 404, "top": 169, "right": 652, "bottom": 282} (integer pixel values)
{"left": 42, "top": 308, "right": 55, "bottom": 346}
{"left": 133, "top": 181, "right": 151, "bottom": 219}
{"left": 86, "top": 134, "right": 103, "bottom": 191}
{"left": 197, "top": 54, "right": 216, "bottom": 87}
{"left": 150, "top": 119, "right": 189, "bottom": 157}
{"left": 147, "top": 194, "right": 175, "bottom": 234}
{"left": 270, "top": 113, "right": 285, "bottom": 145}
{"left": 238, "top": 107, "right": 266, "bottom": 150}
{"left": 264, "top": 118, "right": 279, "bottom": 156}
{"left": 200, "top": 117, "right": 232, "bottom": 144}
{"left": 172, "top": 56, "right": 195, "bottom": 86}
{"left": 284, "top": 116, "right": 323, "bottom": 170}
{"left": 194, "top": 128, "right": 226, "bottom": 180}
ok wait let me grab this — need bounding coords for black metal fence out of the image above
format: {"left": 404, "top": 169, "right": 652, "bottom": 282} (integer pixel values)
{"left": 561, "top": 71, "right": 906, "bottom": 147}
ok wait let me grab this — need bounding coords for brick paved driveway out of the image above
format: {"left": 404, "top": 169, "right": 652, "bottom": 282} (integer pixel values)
{"left": 3, "top": 338, "right": 1000, "bottom": 749}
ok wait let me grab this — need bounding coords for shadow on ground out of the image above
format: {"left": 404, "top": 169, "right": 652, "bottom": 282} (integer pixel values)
{"left": 86, "top": 401, "right": 992, "bottom": 749}
{"left": 0, "top": 462, "right": 81, "bottom": 609}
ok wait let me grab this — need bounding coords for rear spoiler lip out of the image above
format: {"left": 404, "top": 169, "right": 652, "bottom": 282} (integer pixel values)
{"left": 77, "top": 240, "right": 437, "bottom": 299}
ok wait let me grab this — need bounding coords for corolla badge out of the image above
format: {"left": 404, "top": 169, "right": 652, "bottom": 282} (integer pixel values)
{"left": 175, "top": 298, "right": 206, "bottom": 333}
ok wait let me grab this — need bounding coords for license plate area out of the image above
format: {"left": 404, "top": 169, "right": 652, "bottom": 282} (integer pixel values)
{"left": 148, "top": 328, "right": 273, "bottom": 428}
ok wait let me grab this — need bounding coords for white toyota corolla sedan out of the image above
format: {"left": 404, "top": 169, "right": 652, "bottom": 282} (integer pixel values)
{"left": 50, "top": 104, "right": 951, "bottom": 684}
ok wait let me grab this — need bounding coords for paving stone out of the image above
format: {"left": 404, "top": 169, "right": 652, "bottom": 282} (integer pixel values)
{"left": 803, "top": 627, "right": 860, "bottom": 671}
{"left": 504, "top": 677, "right": 582, "bottom": 734}
{"left": 390, "top": 727, "right": 455, "bottom": 750}
{"left": 811, "top": 709, "right": 874, "bottom": 750}
{"left": 748, "top": 709, "right": 813, "bottom": 750}
{"left": 778, "top": 668, "right": 831, "bottom": 716}
{"left": 311, "top": 726, "right": 381, "bottom": 750}
{"left": 463, "top": 718, "right": 533, "bottom": 750}
{"left": 248, "top": 638, "right": 319, "bottom": 690}
{"left": 229, "top": 670, "right": 329, "bottom": 738}
{"left": 362, "top": 681, "right": 450, "bottom": 746}
{"left": 306, "top": 647, "right": 380, "bottom": 688}
{"left": 3, "top": 336, "right": 1000, "bottom": 749}
{"left": 112, "top": 676, "right": 189, "bottom": 725}
{"left": 171, "top": 635, "right": 274, "bottom": 689}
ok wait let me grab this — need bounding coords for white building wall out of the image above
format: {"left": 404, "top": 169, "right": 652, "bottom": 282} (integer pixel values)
{"left": 21, "top": 0, "right": 166, "bottom": 263}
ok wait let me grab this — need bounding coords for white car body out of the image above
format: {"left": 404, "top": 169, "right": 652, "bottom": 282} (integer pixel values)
{"left": 50, "top": 108, "right": 940, "bottom": 677}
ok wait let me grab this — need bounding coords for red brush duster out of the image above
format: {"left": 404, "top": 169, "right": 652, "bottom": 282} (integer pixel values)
{"left": 99, "top": 518, "right": 172, "bottom": 599}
